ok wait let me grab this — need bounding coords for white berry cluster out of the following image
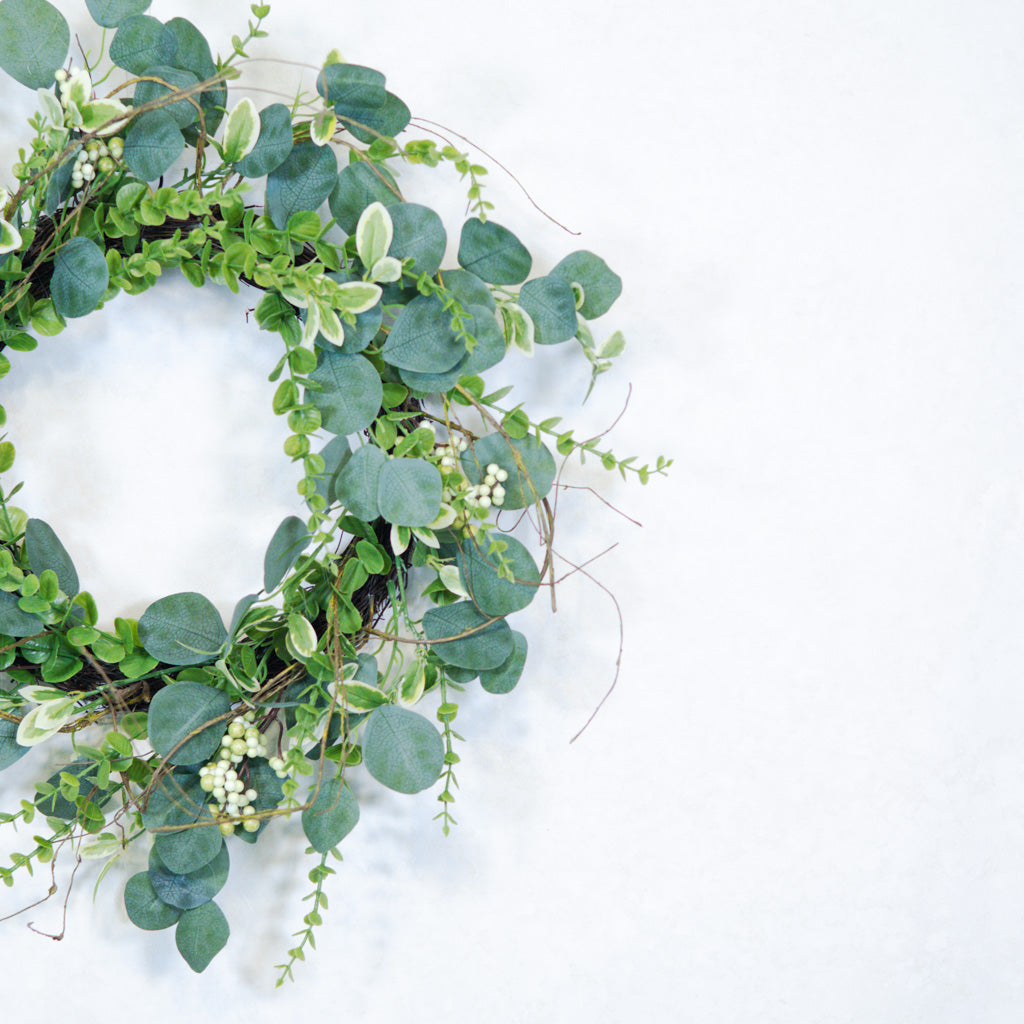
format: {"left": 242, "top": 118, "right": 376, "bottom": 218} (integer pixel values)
{"left": 426, "top": 423, "right": 509, "bottom": 515}
{"left": 198, "top": 711, "right": 288, "bottom": 835}
{"left": 70, "top": 137, "right": 123, "bottom": 190}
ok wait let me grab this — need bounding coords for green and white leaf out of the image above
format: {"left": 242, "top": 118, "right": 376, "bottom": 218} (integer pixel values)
{"left": 222, "top": 97, "right": 260, "bottom": 163}
{"left": 0, "top": 219, "right": 22, "bottom": 256}
{"left": 355, "top": 201, "right": 393, "bottom": 273}
{"left": 498, "top": 301, "right": 535, "bottom": 356}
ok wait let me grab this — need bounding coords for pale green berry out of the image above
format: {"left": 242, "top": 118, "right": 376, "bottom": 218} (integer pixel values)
{"left": 243, "top": 818, "right": 260, "bottom": 833}
{"left": 228, "top": 720, "right": 245, "bottom": 738}
{"left": 199, "top": 775, "right": 216, "bottom": 793}
{"left": 219, "top": 821, "right": 236, "bottom": 836}
{"left": 230, "top": 738, "right": 247, "bottom": 756}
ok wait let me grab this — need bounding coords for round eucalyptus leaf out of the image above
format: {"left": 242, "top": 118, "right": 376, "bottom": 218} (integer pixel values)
{"left": 333, "top": 444, "right": 385, "bottom": 520}
{"left": 36, "top": 760, "right": 103, "bottom": 820}
{"left": 377, "top": 458, "right": 443, "bottom": 527}
{"left": 381, "top": 294, "right": 465, "bottom": 373}
{"left": 549, "top": 249, "right": 623, "bottom": 319}
{"left": 518, "top": 275, "right": 578, "bottom": 345}
{"left": 50, "top": 237, "right": 109, "bottom": 319}
{"left": 457, "top": 219, "right": 532, "bottom": 285}
{"left": 443, "top": 268, "right": 495, "bottom": 312}
{"left": 328, "top": 161, "right": 401, "bottom": 235}
{"left": 85, "top": 0, "right": 150, "bottom": 28}
{"left": 109, "top": 14, "right": 176, "bottom": 74}
{"left": 313, "top": 434, "right": 351, "bottom": 506}
{"left": 163, "top": 17, "right": 223, "bottom": 139}
{"left": 301, "top": 776, "right": 359, "bottom": 853}
{"left": 124, "top": 871, "right": 182, "bottom": 931}
{"left": 25, "top": 518, "right": 78, "bottom": 596}
{"left": 422, "top": 601, "right": 514, "bottom": 671}
{"left": 321, "top": 299, "right": 381, "bottom": 355}
{"left": 152, "top": 824, "right": 223, "bottom": 877}
{"left": 479, "top": 630, "right": 528, "bottom": 695}
{"left": 139, "top": 592, "right": 228, "bottom": 667}
{"left": 132, "top": 64, "right": 199, "bottom": 127}
{"left": 398, "top": 358, "right": 468, "bottom": 399}
{"left": 263, "top": 515, "right": 310, "bottom": 593}
{"left": 385, "top": 203, "right": 446, "bottom": 277}
{"left": 235, "top": 103, "right": 293, "bottom": 178}
{"left": 140, "top": 768, "right": 207, "bottom": 832}
{"left": 0, "top": 590, "right": 45, "bottom": 637}
{"left": 306, "top": 350, "right": 383, "bottom": 436}
{"left": 149, "top": 843, "right": 229, "bottom": 910}
{"left": 362, "top": 705, "right": 444, "bottom": 795}
{"left": 266, "top": 141, "right": 338, "bottom": 230}
{"left": 175, "top": 900, "right": 230, "bottom": 973}
{"left": 0, "top": 716, "right": 29, "bottom": 771}
{"left": 460, "top": 433, "right": 556, "bottom": 510}
{"left": 459, "top": 305, "right": 506, "bottom": 375}
{"left": 123, "top": 108, "right": 185, "bottom": 182}
{"left": 345, "top": 90, "right": 411, "bottom": 145}
{"left": 0, "top": 0, "right": 70, "bottom": 89}
{"left": 146, "top": 680, "right": 232, "bottom": 765}
{"left": 317, "top": 62, "right": 386, "bottom": 107}
{"left": 456, "top": 535, "right": 541, "bottom": 617}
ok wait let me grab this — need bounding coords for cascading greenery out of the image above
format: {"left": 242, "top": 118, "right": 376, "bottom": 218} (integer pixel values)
{"left": 0, "top": 0, "right": 670, "bottom": 980}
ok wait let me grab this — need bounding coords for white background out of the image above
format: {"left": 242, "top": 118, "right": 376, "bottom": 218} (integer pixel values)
{"left": 1, "top": 0, "right": 1023, "bottom": 1020}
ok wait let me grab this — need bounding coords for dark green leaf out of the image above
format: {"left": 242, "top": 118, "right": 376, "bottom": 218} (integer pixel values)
{"left": 381, "top": 294, "right": 465, "bottom": 373}
{"left": 139, "top": 592, "right": 227, "bottom": 667}
{"left": 0, "top": 715, "right": 28, "bottom": 771}
{"left": 362, "top": 705, "right": 444, "bottom": 794}
{"left": 387, "top": 203, "right": 446, "bottom": 277}
{"left": 50, "top": 237, "right": 109, "bottom": 319}
{"left": 123, "top": 109, "right": 185, "bottom": 182}
{"left": 313, "top": 434, "right": 351, "bottom": 506}
{"left": 0, "top": 591, "right": 44, "bottom": 637}
{"left": 110, "top": 14, "right": 176, "bottom": 74}
{"left": 235, "top": 103, "right": 293, "bottom": 178}
{"left": 306, "top": 350, "right": 383, "bottom": 436}
{"left": 149, "top": 842, "right": 229, "bottom": 910}
{"left": 422, "top": 601, "right": 513, "bottom": 671}
{"left": 443, "top": 268, "right": 495, "bottom": 312}
{"left": 549, "top": 249, "right": 623, "bottom": 318}
{"left": 85, "top": 0, "right": 150, "bottom": 28}
{"left": 479, "top": 630, "right": 527, "bottom": 694}
{"left": 301, "top": 776, "right": 359, "bottom": 852}
{"left": 0, "top": 0, "right": 70, "bottom": 89}
{"left": 146, "top": 680, "right": 231, "bottom": 765}
{"left": 163, "top": 17, "right": 223, "bottom": 139}
{"left": 175, "top": 900, "right": 229, "bottom": 973}
{"left": 132, "top": 64, "right": 199, "bottom": 127}
{"left": 376, "top": 458, "right": 442, "bottom": 527}
{"left": 140, "top": 768, "right": 207, "bottom": 832}
{"left": 456, "top": 535, "right": 540, "bottom": 617}
{"left": 458, "top": 304, "right": 506, "bottom": 375}
{"left": 265, "top": 141, "right": 338, "bottom": 230}
{"left": 36, "top": 760, "right": 105, "bottom": 820}
{"left": 328, "top": 161, "right": 401, "bottom": 235}
{"left": 25, "top": 518, "right": 78, "bottom": 596}
{"left": 344, "top": 91, "right": 411, "bottom": 145}
{"left": 333, "top": 444, "right": 385, "bottom": 520}
{"left": 518, "top": 275, "right": 578, "bottom": 345}
{"left": 316, "top": 63, "right": 386, "bottom": 121}
{"left": 152, "top": 823, "right": 223, "bottom": 875}
{"left": 263, "top": 516, "right": 309, "bottom": 592}
{"left": 124, "top": 871, "right": 182, "bottom": 931}
{"left": 460, "top": 433, "right": 556, "bottom": 510}
{"left": 457, "top": 219, "right": 531, "bottom": 285}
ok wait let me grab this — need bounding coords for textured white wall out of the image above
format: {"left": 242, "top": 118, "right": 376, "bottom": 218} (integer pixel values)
{"left": 2, "top": 0, "right": 1024, "bottom": 1020}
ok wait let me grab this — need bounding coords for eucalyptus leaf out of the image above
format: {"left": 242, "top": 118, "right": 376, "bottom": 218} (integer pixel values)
{"left": 306, "top": 349, "right": 383, "bottom": 436}
{"left": 301, "top": 776, "right": 359, "bottom": 852}
{"left": 109, "top": 14, "right": 177, "bottom": 74}
{"left": 50, "top": 237, "right": 109, "bottom": 319}
{"left": 25, "top": 518, "right": 78, "bottom": 596}
{"left": 149, "top": 842, "right": 229, "bottom": 911}
{"left": 316, "top": 62, "right": 386, "bottom": 120}
{"left": 377, "top": 458, "right": 443, "bottom": 527}
{"left": 123, "top": 108, "right": 185, "bottom": 182}
{"left": 234, "top": 103, "right": 293, "bottom": 178}
{"left": 140, "top": 768, "right": 207, "bottom": 832}
{"left": 422, "top": 601, "right": 514, "bottom": 671}
{"left": 175, "top": 900, "right": 229, "bottom": 973}
{"left": 344, "top": 90, "right": 411, "bottom": 145}
{"left": 550, "top": 250, "right": 623, "bottom": 318}
{"left": 147, "top": 680, "right": 231, "bottom": 765}
{"left": 263, "top": 516, "right": 310, "bottom": 592}
{"left": 266, "top": 141, "right": 338, "bottom": 230}
{"left": 163, "top": 17, "right": 224, "bottom": 139}
{"left": 456, "top": 535, "right": 541, "bottom": 617}
{"left": 132, "top": 64, "right": 200, "bottom": 128}
{"left": 138, "top": 592, "right": 227, "bottom": 666}
{"left": 333, "top": 444, "right": 386, "bottom": 520}
{"left": 0, "top": 716, "right": 29, "bottom": 771}
{"left": 313, "top": 434, "right": 351, "bottom": 506}
{"left": 85, "top": 0, "right": 150, "bottom": 27}
{"left": 443, "top": 268, "right": 495, "bottom": 312}
{"left": 458, "top": 305, "right": 506, "bottom": 375}
{"left": 0, "top": 0, "right": 70, "bottom": 90}
{"left": 0, "top": 590, "right": 44, "bottom": 637}
{"left": 362, "top": 705, "right": 444, "bottom": 795}
{"left": 328, "top": 161, "right": 401, "bottom": 234}
{"left": 388, "top": 203, "right": 446, "bottom": 278}
{"left": 518, "top": 275, "right": 578, "bottom": 345}
{"left": 479, "top": 630, "right": 528, "bottom": 694}
{"left": 152, "top": 825, "right": 223, "bottom": 876}
{"left": 124, "top": 871, "right": 182, "bottom": 931}
{"left": 381, "top": 294, "right": 465, "bottom": 374}
{"left": 457, "top": 219, "right": 532, "bottom": 285}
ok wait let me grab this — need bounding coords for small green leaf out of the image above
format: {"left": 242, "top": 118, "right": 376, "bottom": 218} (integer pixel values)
{"left": 355, "top": 200, "right": 393, "bottom": 273}
{"left": 305, "top": 350, "right": 383, "bottom": 437}
{"left": 549, "top": 250, "right": 623, "bottom": 318}
{"left": 456, "top": 535, "right": 540, "bottom": 617}
{"left": 109, "top": 14, "right": 177, "bottom": 75}
{"left": 123, "top": 109, "right": 185, "bottom": 182}
{"left": 333, "top": 444, "right": 386, "bottom": 520}
{"left": 265, "top": 141, "right": 338, "bottom": 230}
{"left": 235, "top": 103, "right": 293, "bottom": 178}
{"left": 381, "top": 294, "right": 465, "bottom": 374}
{"left": 479, "top": 630, "right": 528, "bottom": 694}
{"left": 25, "top": 518, "right": 78, "bottom": 596}
{"left": 149, "top": 841, "right": 229, "bottom": 911}
{"left": 222, "top": 97, "right": 260, "bottom": 163}
{"left": 152, "top": 825, "right": 223, "bottom": 876}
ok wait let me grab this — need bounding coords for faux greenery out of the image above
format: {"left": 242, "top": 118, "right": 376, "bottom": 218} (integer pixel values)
{"left": 0, "top": 0, "right": 670, "bottom": 980}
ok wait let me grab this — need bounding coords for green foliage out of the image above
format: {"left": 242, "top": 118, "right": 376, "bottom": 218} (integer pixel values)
{"left": 235, "top": 103, "right": 293, "bottom": 178}
{"left": 138, "top": 592, "right": 227, "bottom": 667}
{"left": 479, "top": 630, "right": 528, "bottom": 694}
{"left": 149, "top": 842, "right": 229, "bottom": 909}
{"left": 50, "top": 238, "right": 109, "bottom": 319}
{"left": 362, "top": 705, "right": 444, "bottom": 794}
{"left": 306, "top": 350, "right": 383, "bottom": 436}
{"left": 24, "top": 518, "right": 78, "bottom": 596}
{"left": 110, "top": 14, "right": 178, "bottom": 75}
{"left": 85, "top": 0, "right": 151, "bottom": 28}
{"left": 147, "top": 681, "right": 232, "bottom": 764}
{"left": 301, "top": 776, "right": 359, "bottom": 852}
{"left": 456, "top": 535, "right": 540, "bottom": 617}
{"left": 263, "top": 515, "right": 309, "bottom": 592}
{"left": 175, "top": 900, "right": 230, "bottom": 973}
{"left": 457, "top": 219, "right": 532, "bottom": 285}
{"left": 265, "top": 142, "right": 338, "bottom": 230}
{"left": 0, "top": 0, "right": 70, "bottom": 89}
{"left": 422, "top": 601, "right": 514, "bottom": 671}
{"left": 377, "top": 458, "right": 442, "bottom": 527}
{"left": 123, "top": 110, "right": 186, "bottom": 181}
{"left": 124, "top": 871, "right": 183, "bottom": 930}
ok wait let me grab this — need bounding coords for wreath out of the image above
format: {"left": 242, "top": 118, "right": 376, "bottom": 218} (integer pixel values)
{"left": 0, "top": 0, "right": 669, "bottom": 980}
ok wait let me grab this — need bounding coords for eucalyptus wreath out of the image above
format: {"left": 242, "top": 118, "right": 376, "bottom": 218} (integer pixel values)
{"left": 0, "top": 0, "right": 669, "bottom": 980}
